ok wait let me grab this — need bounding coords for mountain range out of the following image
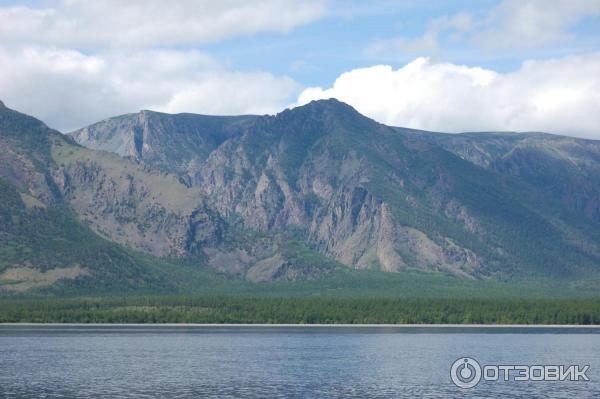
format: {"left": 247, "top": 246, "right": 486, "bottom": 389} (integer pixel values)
{"left": 1, "top": 98, "right": 599, "bottom": 294}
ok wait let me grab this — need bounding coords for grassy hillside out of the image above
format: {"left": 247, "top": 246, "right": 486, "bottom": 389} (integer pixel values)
{"left": 0, "top": 177, "right": 183, "bottom": 293}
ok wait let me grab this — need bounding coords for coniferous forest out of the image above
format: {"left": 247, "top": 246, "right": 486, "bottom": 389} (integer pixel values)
{"left": 1, "top": 296, "right": 599, "bottom": 324}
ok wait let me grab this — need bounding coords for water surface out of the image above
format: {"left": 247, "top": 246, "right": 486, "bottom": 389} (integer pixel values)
{"left": 0, "top": 325, "right": 598, "bottom": 398}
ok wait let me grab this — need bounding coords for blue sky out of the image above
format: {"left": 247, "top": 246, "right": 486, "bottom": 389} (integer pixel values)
{"left": 1, "top": 0, "right": 599, "bottom": 137}
{"left": 206, "top": 0, "right": 600, "bottom": 85}
{"left": 205, "top": 0, "right": 500, "bottom": 85}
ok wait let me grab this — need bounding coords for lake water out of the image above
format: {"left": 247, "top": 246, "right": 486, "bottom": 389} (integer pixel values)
{"left": 0, "top": 325, "right": 598, "bottom": 398}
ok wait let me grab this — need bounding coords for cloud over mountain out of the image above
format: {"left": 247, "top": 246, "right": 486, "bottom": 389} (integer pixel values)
{"left": 1, "top": 0, "right": 598, "bottom": 138}
{"left": 0, "top": 47, "right": 299, "bottom": 131}
{"left": 297, "top": 54, "right": 600, "bottom": 138}
{"left": 0, "top": 0, "right": 322, "bottom": 129}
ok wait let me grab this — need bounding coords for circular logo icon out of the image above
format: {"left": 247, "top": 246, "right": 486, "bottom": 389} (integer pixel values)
{"left": 450, "top": 357, "right": 482, "bottom": 389}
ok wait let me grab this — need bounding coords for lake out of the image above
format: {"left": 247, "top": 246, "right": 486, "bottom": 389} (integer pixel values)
{"left": 0, "top": 325, "right": 598, "bottom": 398}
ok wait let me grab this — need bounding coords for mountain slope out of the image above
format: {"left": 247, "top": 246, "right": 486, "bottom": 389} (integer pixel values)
{"left": 0, "top": 103, "right": 180, "bottom": 293}
{"left": 70, "top": 99, "right": 600, "bottom": 281}
{"left": 71, "top": 110, "right": 258, "bottom": 178}
{"left": 403, "top": 130, "right": 600, "bottom": 222}
{"left": 0, "top": 102, "right": 337, "bottom": 293}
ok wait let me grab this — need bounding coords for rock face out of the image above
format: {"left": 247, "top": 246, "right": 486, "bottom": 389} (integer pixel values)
{"left": 1, "top": 98, "right": 600, "bottom": 288}
{"left": 72, "top": 111, "right": 257, "bottom": 175}
{"left": 407, "top": 130, "right": 600, "bottom": 222}
{"left": 69, "top": 100, "right": 486, "bottom": 276}
{"left": 67, "top": 99, "right": 600, "bottom": 281}
{"left": 50, "top": 136, "right": 339, "bottom": 281}
{"left": 0, "top": 103, "right": 337, "bottom": 287}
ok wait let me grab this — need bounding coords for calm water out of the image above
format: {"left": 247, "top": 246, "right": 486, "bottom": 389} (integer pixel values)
{"left": 0, "top": 326, "right": 599, "bottom": 398}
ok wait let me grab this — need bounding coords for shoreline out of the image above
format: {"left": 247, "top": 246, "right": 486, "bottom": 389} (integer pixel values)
{"left": 1, "top": 323, "right": 599, "bottom": 328}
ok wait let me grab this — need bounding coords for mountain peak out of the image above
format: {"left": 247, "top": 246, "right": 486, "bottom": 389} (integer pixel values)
{"left": 0, "top": 100, "right": 5, "bottom": 108}
{"left": 277, "top": 98, "right": 367, "bottom": 125}
{"left": 297, "top": 98, "right": 358, "bottom": 113}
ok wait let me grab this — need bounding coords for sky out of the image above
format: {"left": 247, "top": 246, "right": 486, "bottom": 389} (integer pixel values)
{"left": 0, "top": 0, "right": 599, "bottom": 138}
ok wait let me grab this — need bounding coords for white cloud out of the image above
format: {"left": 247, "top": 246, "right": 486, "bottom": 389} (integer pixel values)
{"left": 0, "top": 47, "right": 299, "bottom": 131}
{"left": 296, "top": 54, "right": 600, "bottom": 139}
{"left": 367, "top": 31, "right": 440, "bottom": 56}
{"left": 367, "top": 0, "right": 600, "bottom": 57}
{"left": 0, "top": 0, "right": 322, "bottom": 130}
{"left": 367, "top": 13, "right": 472, "bottom": 56}
{"left": 0, "top": 0, "right": 327, "bottom": 49}
{"left": 476, "top": 0, "right": 600, "bottom": 49}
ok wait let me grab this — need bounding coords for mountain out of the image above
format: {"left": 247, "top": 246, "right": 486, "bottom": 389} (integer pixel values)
{"left": 70, "top": 99, "right": 600, "bottom": 280}
{"left": 400, "top": 130, "right": 600, "bottom": 222}
{"left": 1, "top": 99, "right": 600, "bottom": 294}
{"left": 72, "top": 110, "right": 258, "bottom": 177}
{"left": 0, "top": 101, "right": 338, "bottom": 293}
{"left": 0, "top": 101, "right": 181, "bottom": 293}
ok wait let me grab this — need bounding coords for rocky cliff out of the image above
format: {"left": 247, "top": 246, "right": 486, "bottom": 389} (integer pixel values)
{"left": 68, "top": 99, "right": 600, "bottom": 281}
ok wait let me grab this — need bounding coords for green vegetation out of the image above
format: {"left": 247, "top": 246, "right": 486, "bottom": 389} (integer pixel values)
{"left": 2, "top": 98, "right": 600, "bottom": 327}
{"left": 1, "top": 296, "right": 599, "bottom": 324}
{"left": 2, "top": 258, "right": 599, "bottom": 324}
{"left": 0, "top": 177, "right": 179, "bottom": 293}
{"left": 0, "top": 105, "right": 54, "bottom": 167}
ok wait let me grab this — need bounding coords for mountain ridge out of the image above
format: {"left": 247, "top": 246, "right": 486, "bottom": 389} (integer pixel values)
{"left": 69, "top": 99, "right": 600, "bottom": 279}
{"left": 2, "top": 99, "right": 600, "bottom": 294}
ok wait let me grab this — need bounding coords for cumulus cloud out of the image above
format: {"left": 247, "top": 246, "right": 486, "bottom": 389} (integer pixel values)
{"left": 296, "top": 54, "right": 600, "bottom": 139}
{"left": 0, "top": 47, "right": 299, "bottom": 131}
{"left": 0, "top": 0, "right": 323, "bottom": 130}
{"left": 0, "top": 0, "right": 327, "bottom": 49}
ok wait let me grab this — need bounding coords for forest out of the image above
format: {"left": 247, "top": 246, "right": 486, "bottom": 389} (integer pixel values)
{"left": 1, "top": 296, "right": 598, "bottom": 324}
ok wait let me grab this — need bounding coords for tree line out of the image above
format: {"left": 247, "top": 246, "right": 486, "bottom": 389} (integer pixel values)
{"left": 0, "top": 296, "right": 598, "bottom": 324}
